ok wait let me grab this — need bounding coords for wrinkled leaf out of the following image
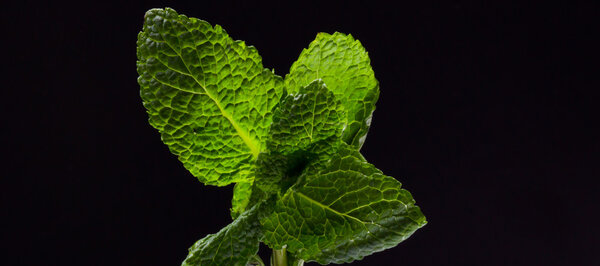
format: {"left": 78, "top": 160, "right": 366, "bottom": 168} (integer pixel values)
{"left": 235, "top": 80, "right": 346, "bottom": 216}
{"left": 138, "top": 8, "right": 427, "bottom": 265}
{"left": 182, "top": 205, "right": 262, "bottom": 266}
{"left": 137, "top": 8, "right": 283, "bottom": 186}
{"left": 261, "top": 144, "right": 427, "bottom": 264}
{"left": 231, "top": 181, "right": 253, "bottom": 219}
{"left": 285, "top": 32, "right": 379, "bottom": 149}
{"left": 267, "top": 79, "right": 344, "bottom": 154}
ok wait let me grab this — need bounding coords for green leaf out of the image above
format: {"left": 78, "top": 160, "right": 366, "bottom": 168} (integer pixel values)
{"left": 182, "top": 205, "right": 262, "bottom": 266}
{"left": 267, "top": 79, "right": 344, "bottom": 154}
{"left": 236, "top": 80, "right": 346, "bottom": 217}
{"left": 137, "top": 9, "right": 428, "bottom": 265}
{"left": 137, "top": 8, "right": 284, "bottom": 186}
{"left": 252, "top": 152, "right": 289, "bottom": 195}
{"left": 235, "top": 152, "right": 288, "bottom": 218}
{"left": 285, "top": 32, "right": 379, "bottom": 149}
{"left": 231, "top": 181, "right": 253, "bottom": 219}
{"left": 261, "top": 144, "right": 427, "bottom": 264}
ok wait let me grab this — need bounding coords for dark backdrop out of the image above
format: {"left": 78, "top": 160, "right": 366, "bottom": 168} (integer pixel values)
{"left": 3, "top": 1, "right": 598, "bottom": 265}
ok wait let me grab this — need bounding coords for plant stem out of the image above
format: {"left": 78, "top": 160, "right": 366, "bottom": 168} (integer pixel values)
{"left": 271, "top": 248, "right": 288, "bottom": 266}
{"left": 271, "top": 248, "right": 304, "bottom": 266}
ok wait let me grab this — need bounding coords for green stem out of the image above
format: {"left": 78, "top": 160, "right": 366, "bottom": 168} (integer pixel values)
{"left": 271, "top": 248, "right": 304, "bottom": 266}
{"left": 271, "top": 248, "right": 288, "bottom": 266}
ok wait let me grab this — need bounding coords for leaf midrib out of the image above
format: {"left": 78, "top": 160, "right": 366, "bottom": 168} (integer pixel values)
{"left": 157, "top": 32, "right": 260, "bottom": 158}
{"left": 293, "top": 190, "right": 370, "bottom": 225}
{"left": 292, "top": 190, "right": 406, "bottom": 240}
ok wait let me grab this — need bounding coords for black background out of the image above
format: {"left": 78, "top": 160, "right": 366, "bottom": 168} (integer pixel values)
{"left": 3, "top": 1, "right": 598, "bottom": 265}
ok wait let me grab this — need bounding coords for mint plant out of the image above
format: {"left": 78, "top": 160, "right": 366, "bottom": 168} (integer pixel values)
{"left": 137, "top": 8, "right": 426, "bottom": 266}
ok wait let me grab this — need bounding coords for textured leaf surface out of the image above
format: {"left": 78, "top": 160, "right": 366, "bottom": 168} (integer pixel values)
{"left": 137, "top": 8, "right": 283, "bottom": 186}
{"left": 237, "top": 152, "right": 289, "bottom": 216}
{"left": 252, "top": 153, "right": 289, "bottom": 195}
{"left": 182, "top": 205, "right": 261, "bottom": 266}
{"left": 137, "top": 9, "right": 428, "bottom": 264}
{"left": 237, "top": 81, "right": 346, "bottom": 216}
{"left": 267, "top": 79, "right": 344, "bottom": 154}
{"left": 261, "top": 144, "right": 427, "bottom": 264}
{"left": 231, "top": 181, "right": 252, "bottom": 219}
{"left": 285, "top": 32, "right": 379, "bottom": 149}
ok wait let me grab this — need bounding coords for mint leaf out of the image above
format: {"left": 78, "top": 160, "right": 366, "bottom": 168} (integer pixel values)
{"left": 231, "top": 181, "right": 252, "bottom": 219}
{"left": 234, "top": 80, "right": 345, "bottom": 217}
{"left": 267, "top": 79, "right": 344, "bottom": 154}
{"left": 137, "top": 8, "right": 427, "bottom": 265}
{"left": 137, "top": 8, "right": 284, "bottom": 186}
{"left": 261, "top": 144, "right": 427, "bottom": 264}
{"left": 285, "top": 32, "right": 379, "bottom": 149}
{"left": 182, "top": 205, "right": 262, "bottom": 266}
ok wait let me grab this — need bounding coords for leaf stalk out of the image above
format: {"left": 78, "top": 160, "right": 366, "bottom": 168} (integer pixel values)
{"left": 271, "top": 248, "right": 304, "bottom": 266}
